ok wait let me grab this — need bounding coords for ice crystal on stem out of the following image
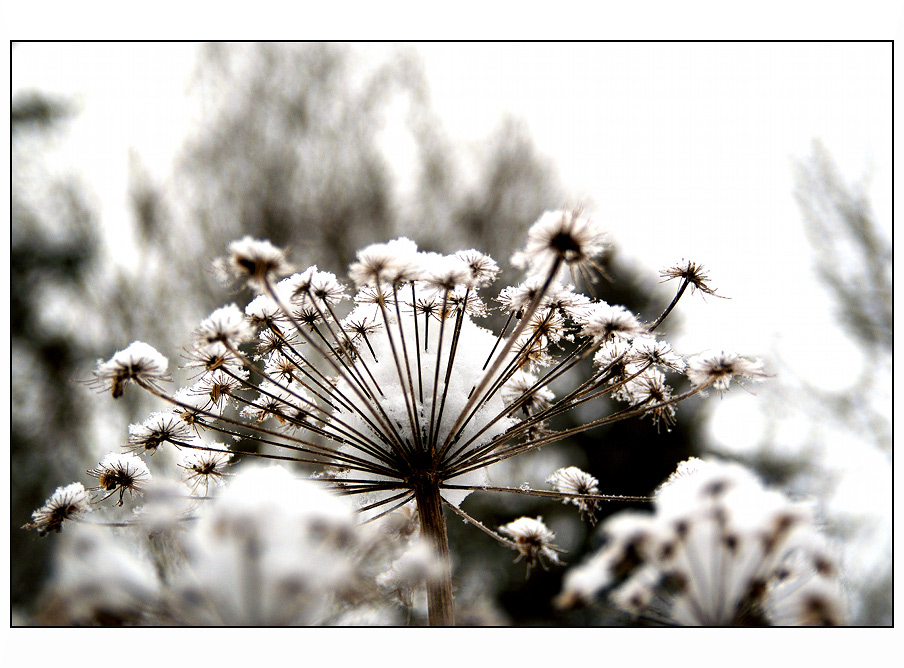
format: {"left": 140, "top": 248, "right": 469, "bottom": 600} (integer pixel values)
{"left": 34, "top": 208, "right": 769, "bottom": 626}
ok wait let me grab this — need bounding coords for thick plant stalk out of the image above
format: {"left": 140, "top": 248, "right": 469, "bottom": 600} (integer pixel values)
{"left": 413, "top": 476, "right": 454, "bottom": 626}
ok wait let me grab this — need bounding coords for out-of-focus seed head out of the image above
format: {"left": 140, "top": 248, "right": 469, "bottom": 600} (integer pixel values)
{"left": 686, "top": 350, "right": 767, "bottom": 391}
{"left": 217, "top": 237, "right": 291, "bottom": 292}
{"left": 499, "top": 516, "right": 563, "bottom": 575}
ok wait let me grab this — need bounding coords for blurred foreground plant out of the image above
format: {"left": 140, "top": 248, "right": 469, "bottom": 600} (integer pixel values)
{"left": 558, "top": 458, "right": 846, "bottom": 625}
{"left": 28, "top": 210, "right": 775, "bottom": 626}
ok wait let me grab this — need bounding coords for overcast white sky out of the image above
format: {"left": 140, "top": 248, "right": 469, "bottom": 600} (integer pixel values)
{"left": 418, "top": 43, "right": 892, "bottom": 387}
{"left": 11, "top": 42, "right": 892, "bottom": 387}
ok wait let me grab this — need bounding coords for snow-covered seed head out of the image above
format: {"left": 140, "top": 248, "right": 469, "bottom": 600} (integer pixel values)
{"left": 240, "top": 381, "right": 312, "bottom": 426}
{"left": 547, "top": 467, "right": 600, "bottom": 522}
{"left": 513, "top": 209, "right": 607, "bottom": 279}
{"left": 194, "top": 304, "right": 255, "bottom": 349}
{"left": 497, "top": 278, "right": 549, "bottom": 316}
{"left": 455, "top": 249, "right": 500, "bottom": 288}
{"left": 128, "top": 412, "right": 195, "bottom": 453}
{"left": 42, "top": 523, "right": 159, "bottom": 625}
{"left": 422, "top": 254, "right": 471, "bottom": 293}
{"left": 159, "top": 465, "right": 386, "bottom": 625}
{"left": 184, "top": 342, "right": 242, "bottom": 376}
{"left": 245, "top": 294, "right": 281, "bottom": 329}
{"left": 686, "top": 350, "right": 766, "bottom": 391}
{"left": 525, "top": 309, "right": 567, "bottom": 345}
{"left": 502, "top": 371, "right": 555, "bottom": 416}
{"left": 512, "top": 333, "right": 552, "bottom": 371}
{"left": 168, "top": 389, "right": 202, "bottom": 430}
{"left": 560, "top": 459, "right": 845, "bottom": 626}
{"left": 52, "top": 224, "right": 770, "bottom": 622}
{"left": 218, "top": 236, "right": 290, "bottom": 291}
{"left": 499, "top": 516, "right": 563, "bottom": 575}
{"left": 578, "top": 303, "right": 646, "bottom": 341}
{"left": 191, "top": 370, "right": 243, "bottom": 413}
{"left": 592, "top": 338, "right": 635, "bottom": 376}
{"left": 542, "top": 284, "right": 592, "bottom": 318}
{"left": 89, "top": 341, "right": 170, "bottom": 398}
{"left": 87, "top": 452, "right": 152, "bottom": 506}
{"left": 261, "top": 351, "right": 299, "bottom": 384}
{"left": 348, "top": 237, "right": 420, "bottom": 287}
{"left": 275, "top": 268, "right": 318, "bottom": 306}
{"left": 376, "top": 540, "right": 445, "bottom": 606}
{"left": 308, "top": 270, "right": 347, "bottom": 306}
{"left": 631, "top": 336, "right": 686, "bottom": 372}
{"left": 623, "top": 369, "right": 676, "bottom": 428}
{"left": 24, "top": 483, "right": 91, "bottom": 536}
{"left": 178, "top": 446, "right": 232, "bottom": 493}
{"left": 447, "top": 288, "right": 487, "bottom": 318}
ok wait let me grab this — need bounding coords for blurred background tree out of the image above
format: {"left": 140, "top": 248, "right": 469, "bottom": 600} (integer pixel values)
{"left": 18, "top": 42, "right": 841, "bottom": 625}
{"left": 703, "top": 142, "right": 891, "bottom": 625}
{"left": 11, "top": 88, "right": 104, "bottom": 611}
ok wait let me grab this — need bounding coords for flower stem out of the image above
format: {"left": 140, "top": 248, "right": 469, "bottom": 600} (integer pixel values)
{"left": 413, "top": 475, "right": 455, "bottom": 626}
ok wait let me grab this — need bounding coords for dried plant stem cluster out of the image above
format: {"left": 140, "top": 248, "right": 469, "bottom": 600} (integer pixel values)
{"left": 29, "top": 210, "right": 771, "bottom": 626}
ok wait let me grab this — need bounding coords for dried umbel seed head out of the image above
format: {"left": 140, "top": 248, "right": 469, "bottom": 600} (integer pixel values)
{"left": 497, "top": 277, "right": 549, "bottom": 317}
{"left": 193, "top": 304, "right": 255, "bottom": 349}
{"left": 455, "top": 249, "right": 500, "bottom": 288}
{"left": 24, "top": 483, "right": 91, "bottom": 536}
{"left": 217, "top": 236, "right": 291, "bottom": 292}
{"left": 547, "top": 467, "right": 601, "bottom": 523}
{"left": 422, "top": 254, "right": 471, "bottom": 293}
{"left": 88, "top": 341, "right": 170, "bottom": 398}
{"left": 499, "top": 516, "right": 563, "bottom": 576}
{"left": 127, "top": 412, "right": 195, "bottom": 452}
{"left": 348, "top": 237, "right": 420, "bottom": 287}
{"left": 512, "top": 209, "right": 607, "bottom": 280}
{"left": 307, "top": 270, "right": 348, "bottom": 307}
{"left": 577, "top": 303, "right": 646, "bottom": 342}
{"left": 660, "top": 260, "right": 723, "bottom": 298}
{"left": 87, "top": 452, "right": 152, "bottom": 506}
{"left": 179, "top": 447, "right": 232, "bottom": 493}
{"left": 502, "top": 371, "right": 555, "bottom": 417}
{"left": 632, "top": 336, "right": 686, "bottom": 373}
{"left": 40, "top": 210, "right": 770, "bottom": 628}
{"left": 686, "top": 350, "right": 767, "bottom": 391}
